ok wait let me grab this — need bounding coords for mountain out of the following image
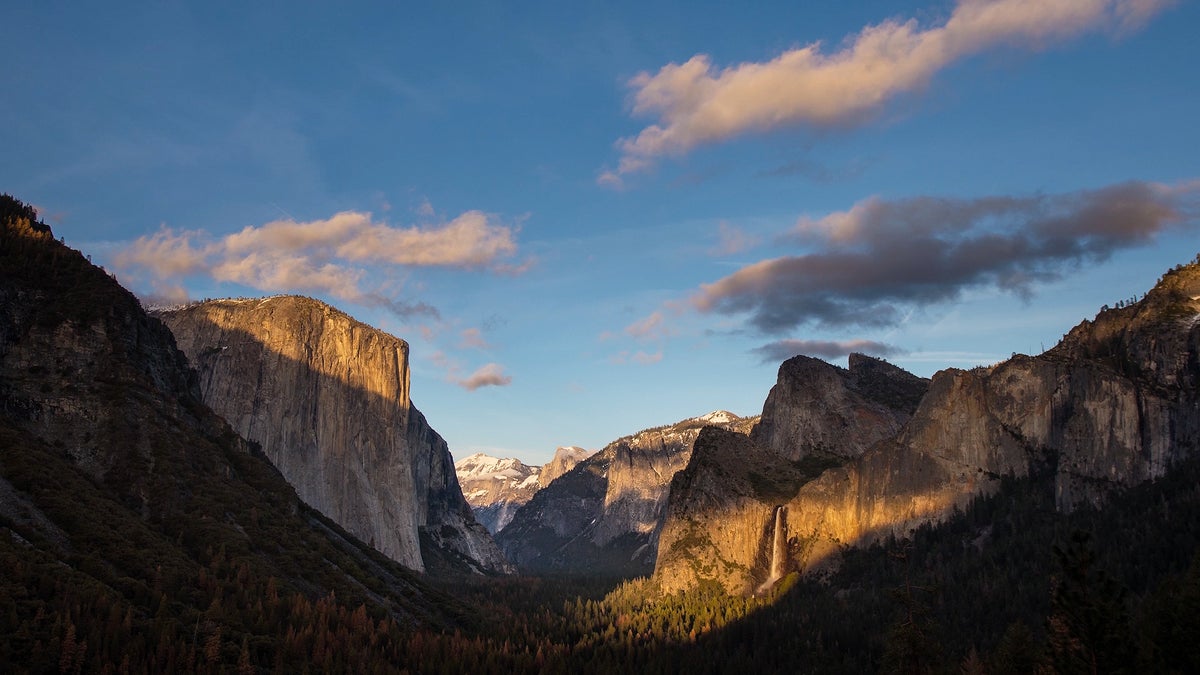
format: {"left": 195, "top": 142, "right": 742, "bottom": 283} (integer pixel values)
{"left": 455, "top": 446, "right": 593, "bottom": 534}
{"left": 0, "top": 196, "right": 467, "bottom": 671}
{"left": 540, "top": 445, "right": 592, "bottom": 485}
{"left": 155, "top": 297, "right": 510, "bottom": 575}
{"left": 750, "top": 353, "right": 930, "bottom": 460}
{"left": 454, "top": 453, "right": 541, "bottom": 533}
{"left": 655, "top": 258, "right": 1200, "bottom": 594}
{"left": 496, "top": 411, "right": 755, "bottom": 576}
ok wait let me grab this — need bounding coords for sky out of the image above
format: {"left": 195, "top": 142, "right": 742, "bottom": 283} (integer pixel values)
{"left": 3, "top": 0, "right": 1199, "bottom": 465}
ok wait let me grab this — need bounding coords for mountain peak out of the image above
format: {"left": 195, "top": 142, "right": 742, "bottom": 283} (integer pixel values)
{"left": 454, "top": 453, "right": 536, "bottom": 478}
{"left": 540, "top": 446, "right": 594, "bottom": 486}
{"left": 1046, "top": 253, "right": 1200, "bottom": 389}
{"left": 693, "top": 410, "right": 740, "bottom": 425}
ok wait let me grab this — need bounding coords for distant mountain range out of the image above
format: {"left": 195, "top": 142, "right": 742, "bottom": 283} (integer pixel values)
{"left": 455, "top": 446, "right": 592, "bottom": 533}
{"left": 495, "top": 411, "right": 757, "bottom": 576}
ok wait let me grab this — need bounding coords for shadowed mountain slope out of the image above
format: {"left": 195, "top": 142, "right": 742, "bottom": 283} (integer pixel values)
{"left": 0, "top": 196, "right": 470, "bottom": 672}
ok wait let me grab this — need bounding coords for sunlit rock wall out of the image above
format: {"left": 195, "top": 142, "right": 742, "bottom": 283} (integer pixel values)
{"left": 158, "top": 296, "right": 510, "bottom": 574}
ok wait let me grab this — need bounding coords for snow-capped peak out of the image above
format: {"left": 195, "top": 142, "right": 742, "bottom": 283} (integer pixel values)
{"left": 694, "top": 410, "right": 739, "bottom": 425}
{"left": 454, "top": 453, "right": 535, "bottom": 479}
{"left": 552, "top": 446, "right": 592, "bottom": 460}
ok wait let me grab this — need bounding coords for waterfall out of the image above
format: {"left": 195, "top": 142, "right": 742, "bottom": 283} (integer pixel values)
{"left": 770, "top": 505, "right": 787, "bottom": 582}
{"left": 757, "top": 505, "right": 788, "bottom": 594}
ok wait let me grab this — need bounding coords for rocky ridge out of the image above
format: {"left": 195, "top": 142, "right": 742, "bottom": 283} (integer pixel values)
{"left": 454, "top": 453, "right": 541, "bottom": 534}
{"left": 156, "top": 297, "right": 510, "bottom": 575}
{"left": 750, "top": 353, "right": 930, "bottom": 460}
{"left": 455, "top": 446, "right": 593, "bottom": 534}
{"left": 654, "top": 258, "right": 1200, "bottom": 594}
{"left": 0, "top": 196, "right": 465, "bottom": 670}
{"left": 496, "top": 411, "right": 756, "bottom": 576}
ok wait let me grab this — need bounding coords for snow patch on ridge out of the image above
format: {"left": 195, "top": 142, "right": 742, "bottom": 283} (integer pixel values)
{"left": 694, "top": 410, "right": 739, "bottom": 425}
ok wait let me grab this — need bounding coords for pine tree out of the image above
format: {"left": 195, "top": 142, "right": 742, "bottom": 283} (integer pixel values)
{"left": 1045, "top": 531, "right": 1134, "bottom": 674}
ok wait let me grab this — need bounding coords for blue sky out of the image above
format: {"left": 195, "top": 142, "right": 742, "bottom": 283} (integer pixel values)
{"left": 4, "top": 1, "right": 1198, "bottom": 464}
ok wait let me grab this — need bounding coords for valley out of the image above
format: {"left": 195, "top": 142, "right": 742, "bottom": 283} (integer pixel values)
{"left": 6, "top": 1, "right": 1200, "bottom": 671}
{"left": 3, "top": 195, "right": 1199, "bottom": 672}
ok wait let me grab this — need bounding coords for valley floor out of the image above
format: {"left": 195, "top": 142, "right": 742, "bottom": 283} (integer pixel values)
{"left": 410, "top": 452, "right": 1200, "bottom": 674}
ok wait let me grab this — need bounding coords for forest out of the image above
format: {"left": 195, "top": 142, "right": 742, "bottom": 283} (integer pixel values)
{"left": 5, "top": 444, "right": 1199, "bottom": 673}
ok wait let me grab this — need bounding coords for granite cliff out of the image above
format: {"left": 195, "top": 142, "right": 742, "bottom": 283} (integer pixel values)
{"left": 0, "top": 196, "right": 465, "bottom": 670}
{"left": 655, "top": 259, "right": 1200, "bottom": 594}
{"left": 497, "top": 411, "right": 755, "bottom": 576}
{"left": 540, "top": 446, "right": 592, "bottom": 485}
{"left": 750, "top": 353, "right": 929, "bottom": 460}
{"left": 455, "top": 446, "right": 591, "bottom": 534}
{"left": 156, "top": 297, "right": 510, "bottom": 575}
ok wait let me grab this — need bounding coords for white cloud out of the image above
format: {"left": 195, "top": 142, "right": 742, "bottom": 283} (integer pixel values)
{"left": 607, "top": 0, "right": 1172, "bottom": 178}
{"left": 113, "top": 209, "right": 523, "bottom": 317}
{"left": 113, "top": 225, "right": 210, "bottom": 278}
{"left": 457, "top": 363, "right": 513, "bottom": 391}
{"left": 430, "top": 351, "right": 513, "bottom": 390}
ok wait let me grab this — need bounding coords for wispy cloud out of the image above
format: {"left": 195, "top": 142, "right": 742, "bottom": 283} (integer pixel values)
{"left": 221, "top": 210, "right": 517, "bottom": 268}
{"left": 113, "top": 209, "right": 523, "bottom": 317}
{"left": 430, "top": 351, "right": 513, "bottom": 391}
{"left": 710, "top": 221, "right": 760, "bottom": 256}
{"left": 609, "top": 350, "right": 664, "bottom": 366}
{"left": 757, "top": 156, "right": 871, "bottom": 183}
{"left": 605, "top": 0, "right": 1172, "bottom": 179}
{"left": 116, "top": 226, "right": 210, "bottom": 277}
{"left": 751, "top": 338, "right": 902, "bottom": 364}
{"left": 459, "top": 327, "right": 490, "bottom": 350}
{"left": 693, "top": 179, "right": 1199, "bottom": 334}
{"left": 457, "top": 363, "right": 513, "bottom": 390}
{"left": 624, "top": 310, "right": 672, "bottom": 341}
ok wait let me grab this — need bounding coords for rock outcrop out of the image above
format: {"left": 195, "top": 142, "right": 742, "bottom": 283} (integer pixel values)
{"left": 750, "top": 353, "right": 929, "bottom": 460}
{"left": 497, "top": 411, "right": 755, "bottom": 576}
{"left": 655, "top": 259, "right": 1200, "bottom": 594}
{"left": 156, "top": 297, "right": 510, "bottom": 575}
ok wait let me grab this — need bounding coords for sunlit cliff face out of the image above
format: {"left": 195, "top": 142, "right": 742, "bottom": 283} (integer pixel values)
{"left": 654, "top": 433, "right": 974, "bottom": 596}
{"left": 178, "top": 297, "right": 412, "bottom": 406}
{"left": 655, "top": 260, "right": 1200, "bottom": 596}
{"left": 156, "top": 296, "right": 512, "bottom": 575}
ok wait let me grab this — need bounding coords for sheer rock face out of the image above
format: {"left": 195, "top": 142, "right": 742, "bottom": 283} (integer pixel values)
{"left": 156, "top": 297, "right": 510, "bottom": 575}
{"left": 750, "top": 353, "right": 929, "bottom": 461}
{"left": 655, "top": 262, "right": 1200, "bottom": 594}
{"left": 655, "top": 429, "right": 799, "bottom": 595}
{"left": 497, "top": 412, "right": 756, "bottom": 576}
